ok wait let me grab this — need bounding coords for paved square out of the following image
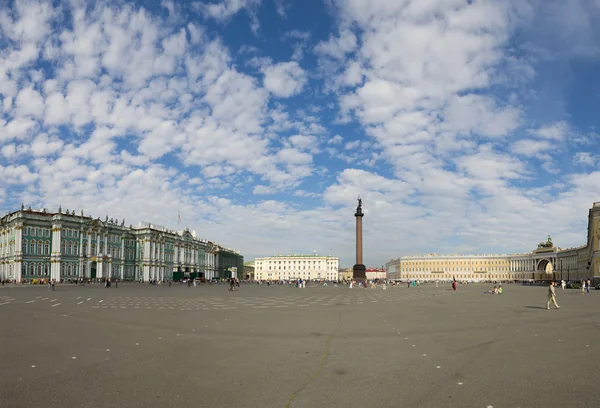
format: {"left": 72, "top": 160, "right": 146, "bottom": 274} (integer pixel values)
{"left": 1, "top": 282, "right": 599, "bottom": 408}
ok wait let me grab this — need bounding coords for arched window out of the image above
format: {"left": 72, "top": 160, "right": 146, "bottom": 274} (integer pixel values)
{"left": 74, "top": 242, "right": 78, "bottom": 255}
{"left": 61, "top": 241, "right": 66, "bottom": 254}
{"left": 22, "top": 239, "right": 27, "bottom": 254}
{"left": 30, "top": 241, "right": 35, "bottom": 255}
{"left": 37, "top": 263, "right": 42, "bottom": 276}
{"left": 37, "top": 241, "right": 42, "bottom": 255}
{"left": 73, "top": 264, "right": 78, "bottom": 276}
{"left": 61, "top": 263, "right": 65, "bottom": 276}
{"left": 67, "top": 243, "right": 72, "bottom": 256}
{"left": 44, "top": 242, "right": 50, "bottom": 255}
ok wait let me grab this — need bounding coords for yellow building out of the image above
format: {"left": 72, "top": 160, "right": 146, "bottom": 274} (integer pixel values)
{"left": 386, "top": 202, "right": 600, "bottom": 282}
{"left": 338, "top": 267, "right": 353, "bottom": 281}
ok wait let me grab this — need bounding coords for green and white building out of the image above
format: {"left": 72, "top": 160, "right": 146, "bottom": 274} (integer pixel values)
{"left": 0, "top": 206, "right": 243, "bottom": 282}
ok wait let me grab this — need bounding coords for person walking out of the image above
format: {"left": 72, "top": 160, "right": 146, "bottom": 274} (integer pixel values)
{"left": 561, "top": 279, "right": 566, "bottom": 290}
{"left": 586, "top": 278, "right": 591, "bottom": 294}
{"left": 228, "top": 278, "right": 235, "bottom": 292}
{"left": 546, "top": 281, "right": 560, "bottom": 310}
{"left": 581, "top": 279, "right": 586, "bottom": 295}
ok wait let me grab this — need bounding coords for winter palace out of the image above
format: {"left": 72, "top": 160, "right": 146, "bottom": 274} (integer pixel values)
{"left": 0, "top": 205, "right": 243, "bottom": 282}
{"left": 386, "top": 202, "right": 600, "bottom": 282}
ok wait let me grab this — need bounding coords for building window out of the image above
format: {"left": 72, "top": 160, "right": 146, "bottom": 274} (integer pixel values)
{"left": 37, "top": 241, "right": 42, "bottom": 255}
{"left": 22, "top": 239, "right": 27, "bottom": 254}
{"left": 30, "top": 241, "right": 36, "bottom": 255}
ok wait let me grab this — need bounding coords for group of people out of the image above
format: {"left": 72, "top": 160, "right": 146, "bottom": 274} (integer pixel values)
{"left": 228, "top": 278, "right": 240, "bottom": 291}
{"left": 484, "top": 285, "right": 503, "bottom": 295}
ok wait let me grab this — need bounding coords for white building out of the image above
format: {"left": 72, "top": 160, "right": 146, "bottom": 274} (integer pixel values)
{"left": 254, "top": 254, "right": 340, "bottom": 281}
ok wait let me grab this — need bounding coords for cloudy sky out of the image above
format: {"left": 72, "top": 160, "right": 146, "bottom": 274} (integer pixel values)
{"left": 1, "top": 0, "right": 600, "bottom": 267}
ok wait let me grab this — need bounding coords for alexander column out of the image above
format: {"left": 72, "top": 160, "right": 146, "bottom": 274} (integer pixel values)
{"left": 353, "top": 197, "right": 366, "bottom": 282}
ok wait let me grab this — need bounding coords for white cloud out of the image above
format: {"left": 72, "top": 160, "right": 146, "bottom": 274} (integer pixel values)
{"left": 573, "top": 152, "right": 596, "bottom": 166}
{"left": 511, "top": 139, "right": 553, "bottom": 157}
{"left": 529, "top": 121, "right": 570, "bottom": 140}
{"left": 31, "top": 133, "right": 64, "bottom": 157}
{"left": 15, "top": 87, "right": 45, "bottom": 118}
{"left": 288, "top": 134, "right": 317, "bottom": 151}
{"left": 328, "top": 134, "right": 343, "bottom": 145}
{"left": 262, "top": 61, "right": 307, "bottom": 97}
{"left": 315, "top": 29, "right": 357, "bottom": 60}
{"left": 197, "top": 0, "right": 261, "bottom": 22}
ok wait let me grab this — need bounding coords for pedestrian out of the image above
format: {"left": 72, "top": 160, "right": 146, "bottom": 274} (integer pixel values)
{"left": 452, "top": 281, "right": 457, "bottom": 291}
{"left": 51, "top": 279, "right": 55, "bottom": 291}
{"left": 547, "top": 281, "right": 560, "bottom": 309}
{"left": 115, "top": 279, "right": 118, "bottom": 288}
{"left": 168, "top": 280, "right": 172, "bottom": 287}
{"left": 561, "top": 279, "right": 566, "bottom": 290}
{"left": 581, "top": 279, "right": 586, "bottom": 295}
{"left": 229, "top": 278, "right": 235, "bottom": 291}
{"left": 586, "top": 278, "right": 591, "bottom": 294}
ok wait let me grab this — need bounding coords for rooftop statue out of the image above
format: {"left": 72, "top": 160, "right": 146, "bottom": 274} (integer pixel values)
{"left": 538, "top": 235, "right": 554, "bottom": 249}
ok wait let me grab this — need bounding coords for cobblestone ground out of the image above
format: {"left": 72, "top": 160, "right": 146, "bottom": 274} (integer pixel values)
{"left": 1, "top": 282, "right": 599, "bottom": 408}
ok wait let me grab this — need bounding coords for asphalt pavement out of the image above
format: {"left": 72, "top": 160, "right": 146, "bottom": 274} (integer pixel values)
{"left": 1, "top": 282, "right": 599, "bottom": 408}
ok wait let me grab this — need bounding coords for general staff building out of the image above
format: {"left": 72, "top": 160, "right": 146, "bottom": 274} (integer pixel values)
{"left": 386, "top": 202, "right": 600, "bottom": 282}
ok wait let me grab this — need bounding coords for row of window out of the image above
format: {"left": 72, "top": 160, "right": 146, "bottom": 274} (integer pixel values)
{"left": 23, "top": 227, "right": 51, "bottom": 237}
{"left": 21, "top": 262, "right": 79, "bottom": 276}
{"left": 404, "top": 267, "right": 512, "bottom": 272}
{"left": 22, "top": 240, "right": 50, "bottom": 256}
{"left": 259, "top": 266, "right": 337, "bottom": 271}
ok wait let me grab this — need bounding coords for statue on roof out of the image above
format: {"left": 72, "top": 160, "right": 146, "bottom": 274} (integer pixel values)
{"left": 71, "top": 210, "right": 75, "bottom": 215}
{"left": 538, "top": 235, "right": 554, "bottom": 249}
{"left": 105, "top": 215, "right": 108, "bottom": 222}
{"left": 58, "top": 205, "right": 62, "bottom": 213}
{"left": 21, "top": 203, "right": 24, "bottom": 210}
{"left": 122, "top": 219, "right": 125, "bottom": 226}
{"left": 81, "top": 209, "right": 84, "bottom": 217}
{"left": 110, "top": 218, "right": 114, "bottom": 224}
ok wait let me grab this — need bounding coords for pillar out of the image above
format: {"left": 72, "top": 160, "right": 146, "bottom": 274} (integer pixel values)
{"left": 352, "top": 205, "right": 366, "bottom": 282}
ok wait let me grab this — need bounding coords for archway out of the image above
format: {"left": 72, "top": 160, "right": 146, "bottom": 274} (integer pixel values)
{"left": 90, "top": 261, "right": 97, "bottom": 279}
{"left": 536, "top": 259, "right": 552, "bottom": 281}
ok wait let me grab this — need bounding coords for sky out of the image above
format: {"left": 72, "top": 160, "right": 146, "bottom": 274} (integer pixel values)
{"left": 1, "top": 0, "right": 600, "bottom": 267}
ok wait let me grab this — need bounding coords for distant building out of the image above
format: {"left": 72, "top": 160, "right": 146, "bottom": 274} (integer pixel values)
{"left": 254, "top": 254, "right": 340, "bottom": 281}
{"left": 338, "top": 267, "right": 353, "bottom": 281}
{"left": 244, "top": 261, "right": 255, "bottom": 280}
{"left": 366, "top": 267, "right": 386, "bottom": 280}
{"left": 0, "top": 206, "right": 243, "bottom": 282}
{"left": 386, "top": 201, "right": 600, "bottom": 282}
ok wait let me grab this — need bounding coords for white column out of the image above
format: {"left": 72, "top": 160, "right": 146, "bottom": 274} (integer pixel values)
{"left": 120, "top": 236, "right": 125, "bottom": 279}
{"left": 13, "top": 224, "right": 23, "bottom": 282}
{"left": 50, "top": 224, "right": 62, "bottom": 281}
{"left": 143, "top": 239, "right": 150, "bottom": 281}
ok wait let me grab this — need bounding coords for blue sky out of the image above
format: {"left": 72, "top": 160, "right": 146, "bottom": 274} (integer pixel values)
{"left": 1, "top": 0, "right": 600, "bottom": 267}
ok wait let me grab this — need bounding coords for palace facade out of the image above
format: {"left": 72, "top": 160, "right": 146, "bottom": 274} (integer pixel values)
{"left": 254, "top": 254, "right": 340, "bottom": 281}
{"left": 0, "top": 206, "right": 243, "bottom": 282}
{"left": 386, "top": 202, "right": 600, "bottom": 282}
